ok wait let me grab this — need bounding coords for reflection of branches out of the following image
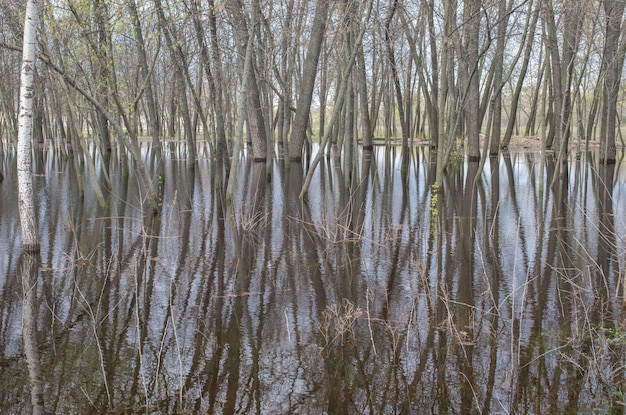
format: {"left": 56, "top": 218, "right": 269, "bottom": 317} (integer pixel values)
{"left": 318, "top": 299, "right": 363, "bottom": 355}
{"left": 73, "top": 277, "right": 112, "bottom": 407}
{"left": 168, "top": 276, "right": 185, "bottom": 413}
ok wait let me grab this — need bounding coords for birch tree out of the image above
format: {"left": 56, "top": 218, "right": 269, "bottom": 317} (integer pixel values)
{"left": 17, "top": 0, "right": 40, "bottom": 252}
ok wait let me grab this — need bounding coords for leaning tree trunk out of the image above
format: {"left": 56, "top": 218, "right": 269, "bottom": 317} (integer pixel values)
{"left": 299, "top": 0, "right": 373, "bottom": 197}
{"left": 503, "top": 5, "right": 540, "bottom": 149}
{"left": 189, "top": 0, "right": 228, "bottom": 160}
{"left": 17, "top": 0, "right": 40, "bottom": 252}
{"left": 288, "top": 0, "right": 330, "bottom": 162}
{"left": 127, "top": 0, "right": 161, "bottom": 154}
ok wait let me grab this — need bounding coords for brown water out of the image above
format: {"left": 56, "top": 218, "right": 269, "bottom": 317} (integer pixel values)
{"left": 1, "top": 145, "right": 625, "bottom": 414}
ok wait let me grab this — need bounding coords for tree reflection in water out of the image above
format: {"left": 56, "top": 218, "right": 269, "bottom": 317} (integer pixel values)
{"left": 21, "top": 251, "right": 44, "bottom": 415}
{"left": 0, "top": 146, "right": 625, "bottom": 413}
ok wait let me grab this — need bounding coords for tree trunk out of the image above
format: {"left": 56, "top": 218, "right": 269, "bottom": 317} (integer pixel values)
{"left": 93, "top": 0, "right": 112, "bottom": 163}
{"left": 190, "top": 0, "right": 227, "bottom": 161}
{"left": 503, "top": 5, "right": 540, "bottom": 149}
{"left": 600, "top": 0, "right": 626, "bottom": 164}
{"left": 357, "top": 44, "right": 373, "bottom": 150}
{"left": 488, "top": 0, "right": 511, "bottom": 156}
{"left": 299, "top": 0, "right": 373, "bottom": 197}
{"left": 275, "top": 0, "right": 301, "bottom": 159}
{"left": 127, "top": 0, "right": 161, "bottom": 154}
{"left": 208, "top": 0, "right": 233, "bottom": 149}
{"left": 385, "top": 0, "right": 410, "bottom": 171}
{"left": 287, "top": 0, "right": 330, "bottom": 162}
{"left": 319, "top": 43, "right": 329, "bottom": 141}
{"left": 557, "top": 1, "right": 583, "bottom": 161}
{"left": 400, "top": 10, "right": 434, "bottom": 144}
{"left": 17, "top": 0, "right": 40, "bottom": 252}
{"left": 154, "top": 0, "right": 196, "bottom": 165}
{"left": 225, "top": 0, "right": 267, "bottom": 162}
{"left": 423, "top": 0, "right": 439, "bottom": 147}
{"left": 464, "top": 0, "right": 481, "bottom": 161}
{"left": 544, "top": 0, "right": 563, "bottom": 152}
{"left": 435, "top": 0, "right": 455, "bottom": 186}
{"left": 226, "top": 13, "right": 255, "bottom": 201}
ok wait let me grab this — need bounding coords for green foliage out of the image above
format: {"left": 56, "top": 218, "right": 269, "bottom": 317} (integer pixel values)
{"left": 603, "top": 325, "right": 626, "bottom": 347}
{"left": 430, "top": 182, "right": 439, "bottom": 234}
{"left": 447, "top": 146, "right": 463, "bottom": 168}
{"left": 610, "top": 389, "right": 626, "bottom": 413}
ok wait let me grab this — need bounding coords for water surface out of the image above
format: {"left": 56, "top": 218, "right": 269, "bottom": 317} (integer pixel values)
{"left": 1, "top": 146, "right": 625, "bottom": 414}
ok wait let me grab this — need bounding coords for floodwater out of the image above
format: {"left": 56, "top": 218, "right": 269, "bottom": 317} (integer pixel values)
{"left": 1, "top": 144, "right": 626, "bottom": 414}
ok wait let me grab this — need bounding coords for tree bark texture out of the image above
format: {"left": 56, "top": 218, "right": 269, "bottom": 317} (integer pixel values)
{"left": 464, "top": 0, "right": 481, "bottom": 161}
{"left": 17, "top": 0, "right": 40, "bottom": 252}
{"left": 600, "top": 0, "right": 625, "bottom": 164}
{"left": 288, "top": 0, "right": 330, "bottom": 161}
{"left": 225, "top": 0, "right": 267, "bottom": 162}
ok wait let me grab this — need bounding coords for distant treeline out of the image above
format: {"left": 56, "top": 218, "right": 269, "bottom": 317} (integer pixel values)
{"left": 1, "top": 0, "right": 624, "bottom": 181}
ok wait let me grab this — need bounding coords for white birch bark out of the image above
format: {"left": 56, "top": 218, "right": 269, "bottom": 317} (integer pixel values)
{"left": 17, "top": 0, "right": 40, "bottom": 252}
{"left": 21, "top": 253, "right": 44, "bottom": 415}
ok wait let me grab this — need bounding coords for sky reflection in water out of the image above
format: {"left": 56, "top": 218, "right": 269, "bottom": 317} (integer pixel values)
{"left": 0, "top": 146, "right": 625, "bottom": 414}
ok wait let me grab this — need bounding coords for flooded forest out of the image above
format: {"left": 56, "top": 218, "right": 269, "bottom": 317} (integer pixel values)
{"left": 1, "top": 0, "right": 626, "bottom": 413}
